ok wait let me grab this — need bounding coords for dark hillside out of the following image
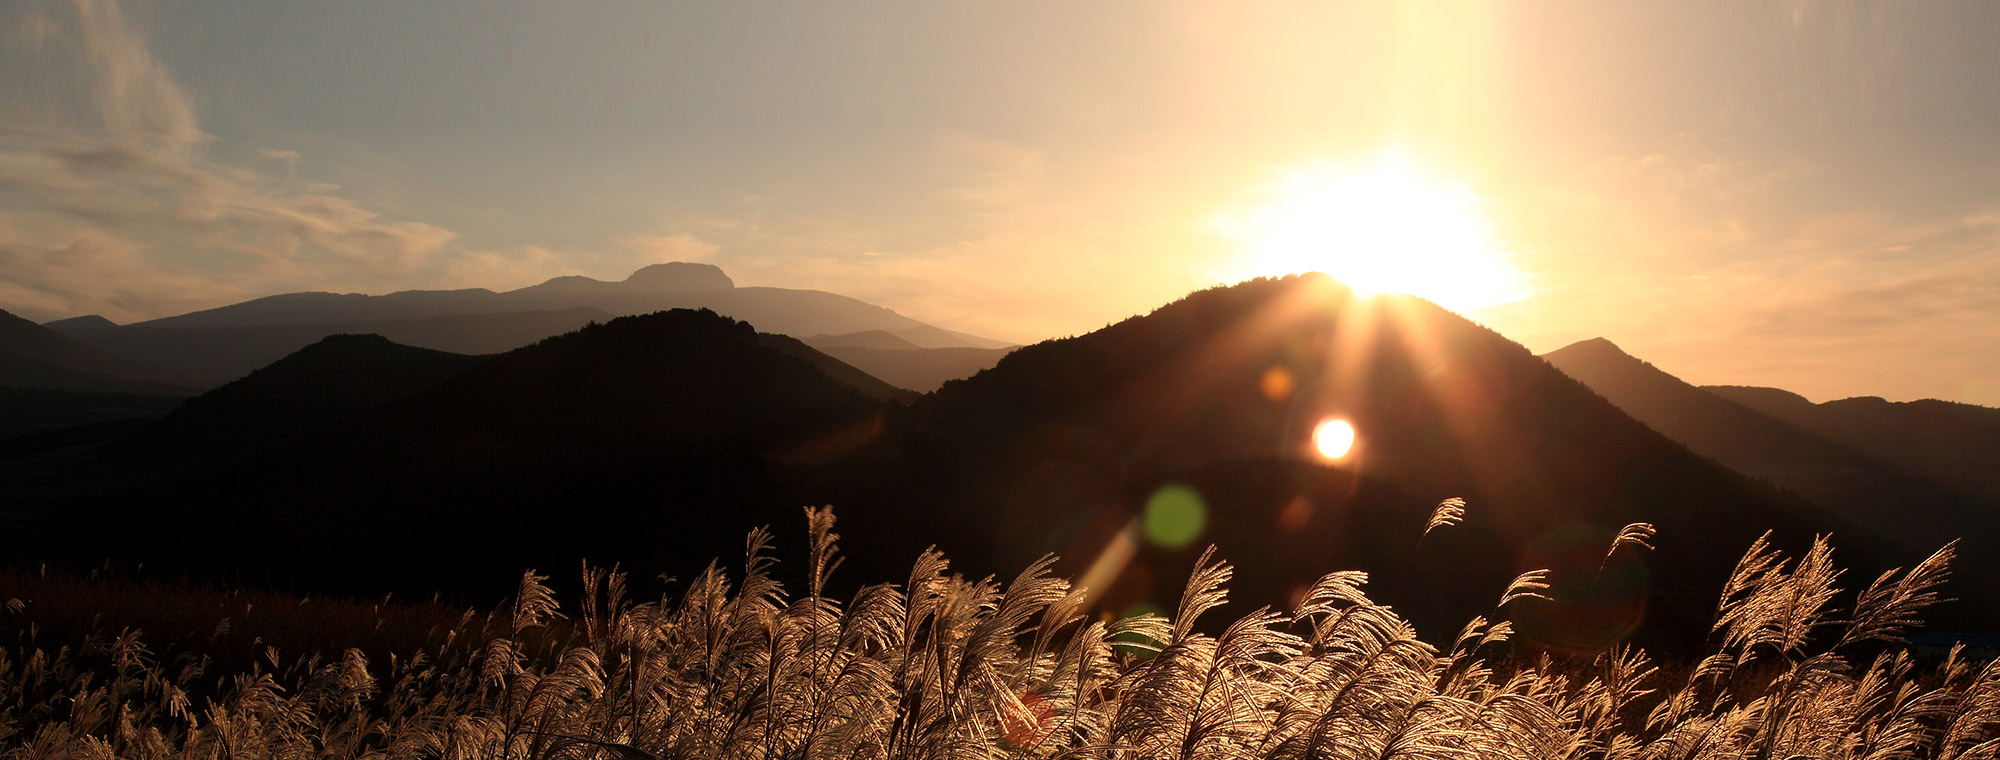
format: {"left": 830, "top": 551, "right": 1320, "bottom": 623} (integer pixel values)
{"left": 1, "top": 336, "right": 484, "bottom": 537}
{"left": 59, "top": 310, "right": 894, "bottom": 598}
{"left": 144, "top": 334, "right": 487, "bottom": 460}
{"left": 0, "top": 388, "right": 182, "bottom": 442}
{"left": 756, "top": 333, "right": 915, "bottom": 401}
{"left": 887, "top": 276, "right": 1875, "bottom": 650}
{"left": 1708, "top": 385, "right": 2000, "bottom": 505}
{"left": 1542, "top": 339, "right": 1958, "bottom": 539}
{"left": 1544, "top": 341, "right": 2000, "bottom": 629}
{"left": 0, "top": 309, "right": 186, "bottom": 394}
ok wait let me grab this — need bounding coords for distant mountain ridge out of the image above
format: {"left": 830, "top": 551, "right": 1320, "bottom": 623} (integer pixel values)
{"left": 1541, "top": 338, "right": 1968, "bottom": 543}
{"left": 803, "top": 330, "right": 1017, "bottom": 393}
{"left": 1542, "top": 337, "right": 2000, "bottom": 632}
{"left": 807, "top": 330, "right": 923, "bottom": 350}
{"left": 0, "top": 309, "right": 188, "bottom": 395}
{"left": 810, "top": 345, "right": 1016, "bottom": 393}
{"left": 140, "top": 262, "right": 734, "bottom": 328}
{"left": 756, "top": 333, "right": 915, "bottom": 402}
{"left": 1540, "top": 337, "right": 2000, "bottom": 508}
{"left": 37, "top": 263, "right": 1010, "bottom": 391}
{"left": 1705, "top": 384, "right": 2000, "bottom": 504}
{"left": 125, "top": 262, "right": 1007, "bottom": 347}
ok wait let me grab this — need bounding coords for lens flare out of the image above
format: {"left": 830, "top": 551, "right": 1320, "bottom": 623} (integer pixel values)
{"left": 1313, "top": 418, "right": 1356, "bottom": 459}
{"left": 1000, "top": 692, "right": 1056, "bottom": 748}
{"left": 1076, "top": 519, "right": 1142, "bottom": 610}
{"left": 1142, "top": 484, "right": 1207, "bottom": 549}
{"left": 1259, "top": 366, "right": 1296, "bottom": 401}
{"left": 1278, "top": 495, "right": 1316, "bottom": 530}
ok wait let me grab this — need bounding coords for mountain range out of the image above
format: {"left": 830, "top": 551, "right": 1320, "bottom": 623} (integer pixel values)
{"left": 1703, "top": 385, "right": 2000, "bottom": 506}
{"left": 1542, "top": 340, "right": 1955, "bottom": 533}
{"left": 803, "top": 331, "right": 1017, "bottom": 393}
{"left": 13, "top": 274, "right": 1953, "bottom": 654}
{"left": 1543, "top": 337, "right": 2000, "bottom": 629}
{"left": 32, "top": 263, "right": 1014, "bottom": 391}
{"left": 0, "top": 309, "right": 187, "bottom": 396}
{"left": 38, "top": 309, "right": 891, "bottom": 596}
{"left": 0, "top": 309, "right": 192, "bottom": 446}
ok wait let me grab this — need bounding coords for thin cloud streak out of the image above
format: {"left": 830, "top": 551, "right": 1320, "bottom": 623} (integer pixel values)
{"left": 0, "top": 0, "right": 548, "bottom": 323}
{"left": 1487, "top": 148, "right": 2000, "bottom": 404}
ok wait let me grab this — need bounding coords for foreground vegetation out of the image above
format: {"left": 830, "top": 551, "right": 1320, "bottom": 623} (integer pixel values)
{"left": 2, "top": 507, "right": 1993, "bottom": 760}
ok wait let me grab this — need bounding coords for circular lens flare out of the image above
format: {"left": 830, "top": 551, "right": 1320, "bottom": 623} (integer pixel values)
{"left": 1259, "top": 366, "right": 1296, "bottom": 401}
{"left": 1142, "top": 484, "right": 1208, "bottom": 549}
{"left": 1313, "top": 419, "right": 1356, "bottom": 459}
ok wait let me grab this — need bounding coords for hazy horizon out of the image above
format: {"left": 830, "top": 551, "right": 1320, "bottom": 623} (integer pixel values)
{"left": 5, "top": 1, "right": 2000, "bottom": 405}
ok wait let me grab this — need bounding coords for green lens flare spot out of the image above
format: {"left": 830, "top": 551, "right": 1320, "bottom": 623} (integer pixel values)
{"left": 1142, "top": 484, "right": 1207, "bottom": 549}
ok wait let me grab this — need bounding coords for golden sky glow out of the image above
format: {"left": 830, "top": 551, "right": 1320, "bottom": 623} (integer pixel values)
{"left": 1214, "top": 150, "right": 1530, "bottom": 313}
{"left": 4, "top": 1, "right": 2000, "bottom": 404}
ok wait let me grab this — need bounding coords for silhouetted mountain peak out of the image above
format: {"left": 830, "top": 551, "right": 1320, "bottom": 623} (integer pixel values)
{"left": 756, "top": 332, "right": 915, "bottom": 402}
{"left": 0, "top": 307, "right": 87, "bottom": 363}
{"left": 1542, "top": 338, "right": 1699, "bottom": 406}
{"left": 1547, "top": 337, "right": 1638, "bottom": 364}
{"left": 156, "top": 333, "right": 486, "bottom": 443}
{"left": 899, "top": 274, "right": 1866, "bottom": 649}
{"left": 403, "top": 308, "right": 886, "bottom": 436}
{"left": 43, "top": 314, "right": 117, "bottom": 330}
{"left": 0, "top": 309, "right": 183, "bottom": 393}
{"left": 1701, "top": 385, "right": 1817, "bottom": 420}
{"left": 298, "top": 332, "right": 399, "bottom": 351}
{"left": 807, "top": 329, "right": 923, "bottom": 351}
{"left": 271, "top": 332, "right": 464, "bottom": 369}
{"left": 526, "top": 307, "right": 753, "bottom": 356}
{"left": 624, "top": 261, "right": 734, "bottom": 290}
{"left": 509, "top": 263, "right": 733, "bottom": 302}
{"left": 929, "top": 274, "right": 1381, "bottom": 411}
{"left": 223, "top": 331, "right": 466, "bottom": 383}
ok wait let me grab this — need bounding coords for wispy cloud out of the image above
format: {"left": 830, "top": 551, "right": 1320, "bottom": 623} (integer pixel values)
{"left": 66, "top": 0, "right": 201, "bottom": 152}
{"left": 0, "top": 0, "right": 458, "bottom": 322}
{"left": 1491, "top": 146, "right": 2000, "bottom": 403}
{"left": 1741, "top": 211, "right": 2000, "bottom": 339}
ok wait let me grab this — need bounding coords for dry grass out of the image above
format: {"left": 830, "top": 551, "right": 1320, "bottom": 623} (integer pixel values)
{"left": 3, "top": 506, "right": 1995, "bottom": 760}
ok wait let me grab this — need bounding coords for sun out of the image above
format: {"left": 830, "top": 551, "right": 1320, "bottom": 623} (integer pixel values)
{"left": 1214, "top": 150, "right": 1531, "bottom": 313}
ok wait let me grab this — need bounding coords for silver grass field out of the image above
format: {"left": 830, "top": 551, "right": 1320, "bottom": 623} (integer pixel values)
{"left": 2, "top": 505, "right": 1994, "bottom": 760}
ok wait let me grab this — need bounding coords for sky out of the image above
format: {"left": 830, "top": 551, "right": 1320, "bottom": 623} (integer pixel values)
{"left": 4, "top": 1, "right": 2000, "bottom": 405}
